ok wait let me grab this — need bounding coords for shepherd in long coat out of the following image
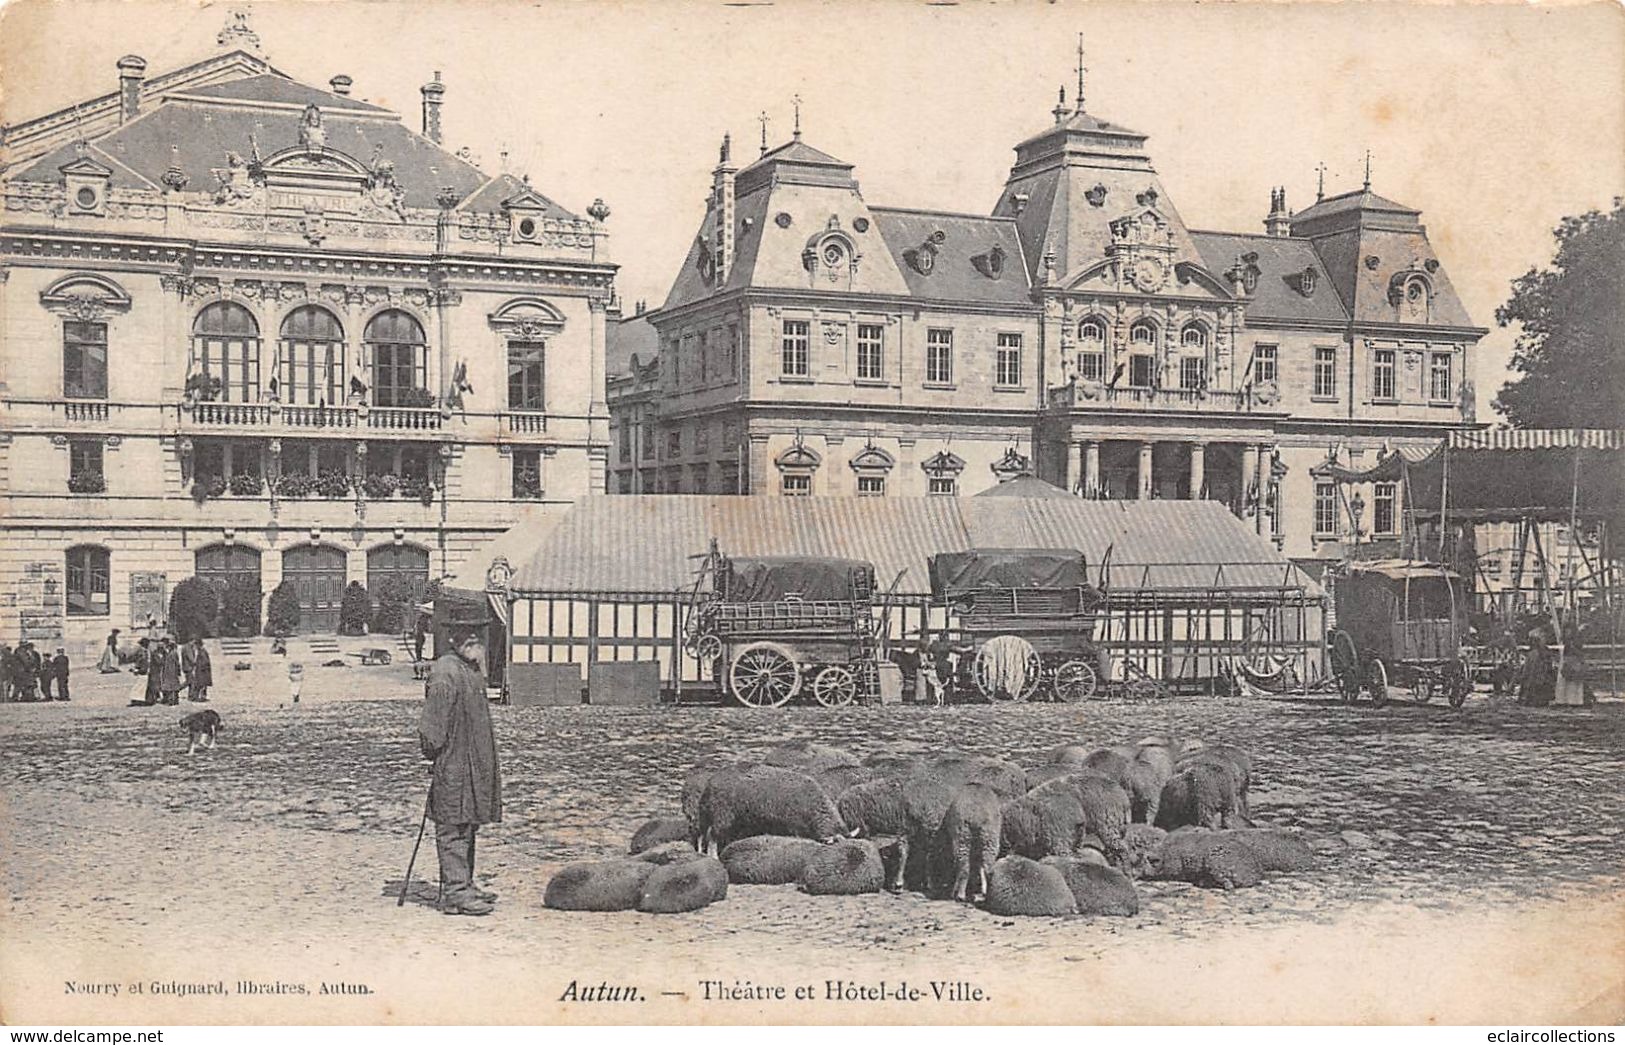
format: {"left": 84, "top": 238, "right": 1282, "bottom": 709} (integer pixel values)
{"left": 156, "top": 640, "right": 183, "bottom": 705}
{"left": 418, "top": 607, "right": 501, "bottom": 916}
{"left": 185, "top": 638, "right": 213, "bottom": 702}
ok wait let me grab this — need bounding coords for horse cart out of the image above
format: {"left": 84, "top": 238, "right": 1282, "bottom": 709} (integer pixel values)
{"left": 684, "top": 552, "right": 881, "bottom": 708}
{"left": 926, "top": 548, "right": 1106, "bottom": 702}
{"left": 1328, "top": 559, "right": 1472, "bottom": 708}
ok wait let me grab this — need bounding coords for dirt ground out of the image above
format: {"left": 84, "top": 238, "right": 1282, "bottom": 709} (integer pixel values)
{"left": 3, "top": 665, "right": 1623, "bottom": 1026}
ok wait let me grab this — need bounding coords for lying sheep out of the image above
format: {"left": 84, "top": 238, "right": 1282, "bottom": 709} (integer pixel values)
{"left": 984, "top": 856, "right": 1077, "bottom": 916}
{"left": 696, "top": 765, "right": 846, "bottom": 853}
{"left": 1180, "top": 827, "right": 1316, "bottom": 873}
{"left": 1154, "top": 763, "right": 1242, "bottom": 831}
{"left": 837, "top": 775, "right": 959, "bottom": 891}
{"left": 719, "top": 835, "right": 825, "bottom": 885}
{"left": 543, "top": 859, "right": 655, "bottom": 912}
{"left": 629, "top": 817, "right": 691, "bottom": 855}
{"left": 1117, "top": 823, "right": 1169, "bottom": 879}
{"left": 1041, "top": 857, "right": 1140, "bottom": 916}
{"left": 638, "top": 856, "right": 729, "bottom": 913}
{"left": 800, "top": 838, "right": 885, "bottom": 896}
{"left": 1177, "top": 742, "right": 1253, "bottom": 819}
{"left": 633, "top": 841, "right": 708, "bottom": 866}
{"left": 763, "top": 741, "right": 860, "bottom": 772}
{"left": 1143, "top": 829, "right": 1265, "bottom": 890}
{"left": 926, "top": 753, "right": 1027, "bottom": 798}
{"left": 928, "top": 783, "right": 1002, "bottom": 903}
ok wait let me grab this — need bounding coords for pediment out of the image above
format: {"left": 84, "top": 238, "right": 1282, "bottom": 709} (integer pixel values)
{"left": 59, "top": 155, "right": 114, "bottom": 179}
{"left": 261, "top": 146, "right": 372, "bottom": 180}
{"left": 501, "top": 188, "right": 555, "bottom": 213}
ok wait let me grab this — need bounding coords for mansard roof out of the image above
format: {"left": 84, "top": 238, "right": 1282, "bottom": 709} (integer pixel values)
{"left": 1189, "top": 231, "right": 1350, "bottom": 324}
{"left": 869, "top": 207, "right": 1033, "bottom": 305}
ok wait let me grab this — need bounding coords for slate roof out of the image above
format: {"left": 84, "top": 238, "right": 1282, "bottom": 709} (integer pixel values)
{"left": 870, "top": 207, "right": 1034, "bottom": 305}
{"left": 1289, "top": 188, "right": 1419, "bottom": 227}
{"left": 607, "top": 313, "right": 659, "bottom": 377}
{"left": 1189, "top": 231, "right": 1350, "bottom": 323}
{"left": 456, "top": 173, "right": 580, "bottom": 219}
{"left": 169, "top": 74, "right": 391, "bottom": 113}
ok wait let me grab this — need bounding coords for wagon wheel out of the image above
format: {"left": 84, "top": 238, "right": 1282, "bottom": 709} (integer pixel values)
{"left": 1366, "top": 656, "right": 1390, "bottom": 708}
{"left": 1446, "top": 659, "right": 1472, "bottom": 709}
{"left": 1329, "top": 630, "right": 1360, "bottom": 704}
{"left": 728, "top": 641, "right": 801, "bottom": 708}
{"left": 692, "top": 633, "right": 723, "bottom": 677}
{"left": 1051, "top": 658, "right": 1099, "bottom": 703}
{"left": 973, "top": 641, "right": 1043, "bottom": 702}
{"left": 810, "top": 665, "right": 857, "bottom": 708}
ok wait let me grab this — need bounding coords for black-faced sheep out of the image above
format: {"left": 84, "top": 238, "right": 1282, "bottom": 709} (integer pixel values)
{"left": 1154, "top": 762, "right": 1243, "bottom": 831}
{"left": 719, "top": 835, "right": 825, "bottom": 885}
{"left": 1143, "top": 829, "right": 1265, "bottom": 890}
{"left": 925, "top": 753, "right": 1027, "bottom": 798}
{"left": 633, "top": 841, "right": 709, "bottom": 866}
{"left": 762, "top": 741, "right": 861, "bottom": 772}
{"left": 638, "top": 856, "right": 729, "bottom": 913}
{"left": 629, "top": 817, "right": 691, "bottom": 854}
{"left": 1176, "top": 742, "right": 1254, "bottom": 819}
{"left": 543, "top": 859, "right": 655, "bottom": 912}
{"left": 984, "top": 856, "right": 1077, "bottom": 917}
{"left": 695, "top": 765, "right": 846, "bottom": 853}
{"left": 1041, "top": 857, "right": 1140, "bottom": 916}
{"left": 928, "top": 782, "right": 1002, "bottom": 903}
{"left": 836, "top": 775, "right": 960, "bottom": 891}
{"left": 800, "top": 838, "right": 885, "bottom": 896}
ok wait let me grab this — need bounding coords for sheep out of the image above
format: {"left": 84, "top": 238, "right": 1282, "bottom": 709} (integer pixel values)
{"left": 694, "top": 764, "right": 846, "bottom": 853}
{"left": 1072, "top": 749, "right": 1165, "bottom": 825}
{"left": 836, "top": 775, "right": 960, "bottom": 891}
{"left": 1025, "top": 774, "right": 1133, "bottom": 867}
{"left": 1155, "top": 763, "right": 1243, "bottom": 831}
{"left": 1024, "top": 764, "right": 1079, "bottom": 792}
{"left": 1132, "top": 738, "right": 1179, "bottom": 783}
{"left": 815, "top": 764, "right": 878, "bottom": 802}
{"left": 1048, "top": 743, "right": 1094, "bottom": 768}
{"left": 800, "top": 838, "right": 885, "bottom": 896}
{"left": 682, "top": 761, "right": 755, "bottom": 849}
{"left": 638, "top": 856, "right": 729, "bottom": 913}
{"left": 1176, "top": 742, "right": 1254, "bottom": 820}
{"left": 543, "top": 860, "right": 655, "bottom": 912}
{"left": 1117, "top": 823, "right": 1169, "bottom": 879}
{"left": 862, "top": 753, "right": 931, "bottom": 779}
{"left": 1000, "top": 786, "right": 1091, "bottom": 862}
{"left": 633, "top": 841, "right": 708, "bottom": 866}
{"left": 762, "top": 741, "right": 860, "bottom": 772}
{"left": 984, "top": 856, "right": 1077, "bottom": 917}
{"left": 1041, "top": 857, "right": 1140, "bottom": 916}
{"left": 719, "top": 835, "right": 825, "bottom": 885}
{"left": 927, "top": 782, "right": 1002, "bottom": 903}
{"left": 925, "top": 753, "right": 1027, "bottom": 798}
{"left": 1143, "top": 829, "right": 1265, "bottom": 890}
{"left": 629, "top": 817, "right": 691, "bottom": 855}
{"left": 1175, "top": 827, "right": 1316, "bottom": 873}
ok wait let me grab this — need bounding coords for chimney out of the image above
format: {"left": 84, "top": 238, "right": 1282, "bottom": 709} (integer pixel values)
{"left": 329, "top": 75, "right": 353, "bottom": 97}
{"left": 1264, "top": 186, "right": 1292, "bottom": 238}
{"left": 421, "top": 72, "right": 445, "bottom": 144}
{"left": 117, "top": 55, "right": 147, "bottom": 124}
{"left": 710, "top": 132, "right": 737, "bottom": 288}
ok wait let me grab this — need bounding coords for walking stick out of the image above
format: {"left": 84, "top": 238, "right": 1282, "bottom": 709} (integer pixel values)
{"left": 398, "top": 791, "right": 432, "bottom": 907}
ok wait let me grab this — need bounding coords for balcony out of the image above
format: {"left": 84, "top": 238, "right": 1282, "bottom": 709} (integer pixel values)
{"left": 179, "top": 401, "right": 444, "bottom": 434}
{"left": 503, "top": 411, "right": 547, "bottom": 435}
{"left": 1050, "top": 382, "right": 1254, "bottom": 413}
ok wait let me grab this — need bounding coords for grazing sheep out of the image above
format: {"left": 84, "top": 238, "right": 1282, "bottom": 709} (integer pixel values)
{"left": 1074, "top": 749, "right": 1165, "bottom": 825}
{"left": 800, "top": 839, "right": 885, "bottom": 896}
{"left": 1048, "top": 743, "right": 1094, "bottom": 768}
{"left": 1000, "top": 786, "right": 1092, "bottom": 862}
{"left": 695, "top": 765, "right": 846, "bottom": 853}
{"left": 1081, "top": 747, "right": 1133, "bottom": 778}
{"left": 984, "top": 856, "right": 1077, "bottom": 917}
{"left": 928, "top": 783, "right": 1003, "bottom": 903}
{"left": 633, "top": 841, "right": 708, "bottom": 866}
{"left": 682, "top": 762, "right": 755, "bottom": 848}
{"left": 543, "top": 860, "right": 655, "bottom": 912}
{"left": 1154, "top": 763, "right": 1243, "bottom": 831}
{"left": 719, "top": 835, "right": 825, "bottom": 885}
{"left": 1041, "top": 857, "right": 1140, "bottom": 916}
{"left": 1144, "top": 829, "right": 1265, "bottom": 890}
{"left": 1177, "top": 742, "right": 1254, "bottom": 819}
{"left": 763, "top": 741, "right": 860, "bottom": 772}
{"left": 629, "top": 817, "right": 691, "bottom": 854}
{"left": 1024, "top": 764, "right": 1080, "bottom": 791}
{"left": 1117, "top": 824, "right": 1169, "bottom": 879}
{"left": 926, "top": 753, "right": 1027, "bottom": 798}
{"left": 638, "top": 856, "right": 729, "bottom": 913}
{"left": 1029, "top": 774, "right": 1133, "bottom": 867}
{"left": 815, "top": 764, "right": 878, "bottom": 802}
{"left": 837, "top": 775, "right": 960, "bottom": 891}
{"left": 1132, "top": 739, "right": 1179, "bottom": 782}
{"left": 862, "top": 753, "right": 931, "bottom": 779}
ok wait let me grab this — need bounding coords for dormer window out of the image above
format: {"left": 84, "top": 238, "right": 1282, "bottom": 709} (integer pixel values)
{"left": 1300, "top": 267, "right": 1317, "bottom": 297}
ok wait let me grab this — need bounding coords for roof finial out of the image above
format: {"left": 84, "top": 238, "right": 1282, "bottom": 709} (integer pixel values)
{"left": 217, "top": 9, "right": 262, "bottom": 54}
{"left": 1363, "top": 150, "right": 1372, "bottom": 192}
{"left": 1075, "top": 32, "right": 1087, "bottom": 113}
{"left": 792, "top": 94, "right": 802, "bottom": 141}
{"left": 1315, "top": 161, "right": 1327, "bottom": 202}
{"left": 720, "top": 132, "right": 731, "bottom": 165}
{"left": 1052, "top": 86, "right": 1069, "bottom": 125}
{"left": 758, "top": 111, "right": 769, "bottom": 156}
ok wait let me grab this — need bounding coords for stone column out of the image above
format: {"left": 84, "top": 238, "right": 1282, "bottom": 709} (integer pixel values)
{"left": 1241, "top": 444, "right": 1258, "bottom": 519}
{"left": 1137, "top": 441, "right": 1154, "bottom": 501}
{"left": 1255, "top": 443, "right": 1272, "bottom": 535}
{"left": 1066, "top": 439, "right": 1083, "bottom": 495}
{"left": 1084, "top": 440, "right": 1101, "bottom": 499}
{"left": 1189, "top": 441, "right": 1206, "bottom": 500}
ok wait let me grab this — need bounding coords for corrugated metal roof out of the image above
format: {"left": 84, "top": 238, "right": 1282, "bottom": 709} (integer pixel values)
{"left": 506, "top": 495, "right": 1321, "bottom": 600}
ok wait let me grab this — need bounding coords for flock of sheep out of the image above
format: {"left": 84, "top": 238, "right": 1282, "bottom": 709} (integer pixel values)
{"left": 541, "top": 736, "right": 1317, "bottom": 917}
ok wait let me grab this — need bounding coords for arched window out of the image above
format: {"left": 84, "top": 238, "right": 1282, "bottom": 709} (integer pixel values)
{"left": 1181, "top": 324, "right": 1209, "bottom": 351}
{"left": 1130, "top": 320, "right": 1157, "bottom": 347}
{"left": 278, "top": 306, "right": 345, "bottom": 406}
{"left": 193, "top": 302, "right": 261, "bottom": 402}
{"left": 66, "top": 545, "right": 111, "bottom": 617}
{"left": 1076, "top": 317, "right": 1107, "bottom": 382}
{"left": 1128, "top": 320, "right": 1158, "bottom": 388}
{"left": 365, "top": 310, "right": 427, "bottom": 407}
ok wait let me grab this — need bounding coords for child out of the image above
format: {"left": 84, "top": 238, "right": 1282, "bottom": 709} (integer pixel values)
{"left": 288, "top": 661, "right": 304, "bottom": 705}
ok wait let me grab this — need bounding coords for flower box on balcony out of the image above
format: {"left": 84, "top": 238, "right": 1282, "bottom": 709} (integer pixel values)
{"left": 363, "top": 473, "right": 399, "bottom": 500}
{"left": 276, "top": 473, "right": 315, "bottom": 499}
{"left": 397, "top": 475, "right": 436, "bottom": 506}
{"left": 191, "top": 474, "right": 229, "bottom": 504}
{"left": 229, "top": 472, "right": 265, "bottom": 497}
{"left": 68, "top": 470, "right": 107, "bottom": 494}
{"left": 315, "top": 470, "right": 354, "bottom": 499}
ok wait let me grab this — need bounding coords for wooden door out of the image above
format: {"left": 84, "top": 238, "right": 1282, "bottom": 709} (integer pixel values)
{"left": 282, "top": 545, "right": 346, "bottom": 633}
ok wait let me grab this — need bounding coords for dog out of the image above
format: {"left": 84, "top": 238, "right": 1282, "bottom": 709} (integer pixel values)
{"left": 180, "top": 709, "right": 225, "bottom": 755}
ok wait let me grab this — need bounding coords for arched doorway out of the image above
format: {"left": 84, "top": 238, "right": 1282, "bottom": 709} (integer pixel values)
{"left": 367, "top": 544, "right": 430, "bottom": 634}
{"left": 195, "top": 545, "right": 262, "bottom": 636}
{"left": 282, "top": 545, "right": 347, "bottom": 633}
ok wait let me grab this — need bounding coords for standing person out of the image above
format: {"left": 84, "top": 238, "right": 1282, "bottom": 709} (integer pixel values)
{"left": 419, "top": 605, "right": 501, "bottom": 917}
{"left": 14, "top": 642, "right": 41, "bottom": 702}
{"left": 37, "top": 644, "right": 55, "bottom": 701}
{"left": 186, "top": 637, "right": 213, "bottom": 703}
{"left": 0, "top": 642, "right": 12, "bottom": 702}
{"left": 50, "top": 648, "right": 70, "bottom": 702}
{"left": 413, "top": 611, "right": 428, "bottom": 665}
{"left": 156, "top": 638, "right": 184, "bottom": 706}
{"left": 287, "top": 661, "right": 304, "bottom": 705}
{"left": 98, "top": 629, "right": 121, "bottom": 673}
{"left": 133, "top": 637, "right": 151, "bottom": 675}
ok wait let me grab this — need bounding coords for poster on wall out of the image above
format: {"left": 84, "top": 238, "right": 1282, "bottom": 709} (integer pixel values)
{"left": 130, "top": 571, "right": 167, "bottom": 631}
{"left": 17, "top": 562, "right": 64, "bottom": 644}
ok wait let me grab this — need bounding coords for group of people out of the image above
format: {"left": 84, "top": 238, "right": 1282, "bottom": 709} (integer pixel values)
{"left": 893, "top": 634, "right": 964, "bottom": 705}
{"left": 0, "top": 641, "right": 70, "bottom": 702}
{"left": 128, "top": 635, "right": 213, "bottom": 707}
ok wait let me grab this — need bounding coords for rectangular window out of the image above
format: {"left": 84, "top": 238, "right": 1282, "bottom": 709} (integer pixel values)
{"left": 1429, "top": 352, "right": 1453, "bottom": 402}
{"left": 1255, "top": 344, "right": 1278, "bottom": 385}
{"left": 696, "top": 424, "right": 710, "bottom": 455}
{"left": 641, "top": 425, "right": 655, "bottom": 458}
{"left": 66, "top": 545, "right": 111, "bottom": 617}
{"left": 69, "top": 440, "right": 104, "bottom": 493}
{"left": 781, "top": 321, "right": 809, "bottom": 377}
{"left": 508, "top": 341, "right": 546, "bottom": 410}
{"left": 726, "top": 324, "right": 740, "bottom": 383}
{"left": 782, "top": 474, "right": 812, "bottom": 497}
{"left": 698, "top": 330, "right": 710, "bottom": 385}
{"left": 855, "top": 475, "right": 886, "bottom": 497}
{"left": 512, "top": 449, "right": 542, "bottom": 500}
{"left": 1129, "top": 354, "right": 1156, "bottom": 388}
{"left": 1374, "top": 482, "right": 1397, "bottom": 535}
{"left": 63, "top": 321, "right": 109, "bottom": 399}
{"left": 1373, "top": 348, "right": 1397, "bottom": 401}
{"left": 1078, "top": 352, "right": 1105, "bottom": 383}
{"left": 856, "top": 324, "right": 885, "bottom": 381}
{"left": 995, "top": 333, "right": 1023, "bottom": 388}
{"left": 1314, "top": 346, "right": 1337, "bottom": 399}
{"left": 926, "top": 329, "right": 954, "bottom": 385}
{"left": 618, "top": 425, "right": 631, "bottom": 463}
{"left": 928, "top": 476, "right": 958, "bottom": 497}
{"left": 1314, "top": 481, "right": 1338, "bottom": 537}
{"left": 1179, "top": 357, "right": 1206, "bottom": 391}
{"left": 667, "top": 430, "right": 682, "bottom": 459}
